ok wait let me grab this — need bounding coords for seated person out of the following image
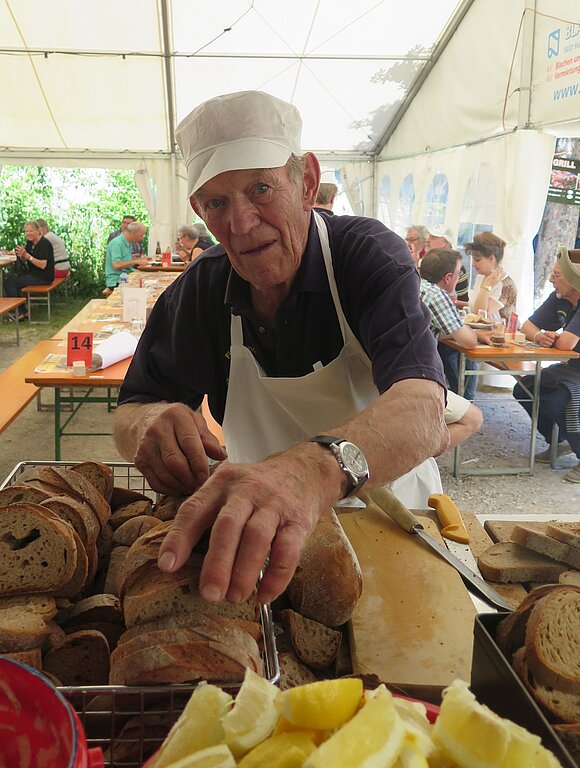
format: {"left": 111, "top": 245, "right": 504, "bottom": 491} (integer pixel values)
{"left": 175, "top": 225, "right": 202, "bottom": 263}
{"left": 421, "top": 248, "right": 491, "bottom": 401}
{"left": 105, "top": 222, "right": 148, "bottom": 290}
{"left": 192, "top": 222, "right": 215, "bottom": 251}
{"left": 464, "top": 232, "right": 517, "bottom": 321}
{"left": 419, "top": 248, "right": 484, "bottom": 443}
{"left": 425, "top": 225, "right": 469, "bottom": 307}
{"left": 4, "top": 220, "right": 54, "bottom": 319}
{"left": 36, "top": 218, "right": 70, "bottom": 277}
{"left": 513, "top": 259, "right": 580, "bottom": 483}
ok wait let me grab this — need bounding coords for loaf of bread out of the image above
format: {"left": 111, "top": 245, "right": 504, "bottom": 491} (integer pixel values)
{"left": 286, "top": 509, "right": 363, "bottom": 627}
{"left": 477, "top": 542, "right": 569, "bottom": 583}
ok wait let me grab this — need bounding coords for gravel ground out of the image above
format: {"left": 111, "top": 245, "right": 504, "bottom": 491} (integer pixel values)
{"left": 1, "top": 327, "right": 579, "bottom": 513}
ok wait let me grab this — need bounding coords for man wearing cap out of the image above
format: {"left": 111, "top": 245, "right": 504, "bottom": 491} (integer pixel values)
{"left": 513, "top": 253, "right": 580, "bottom": 483}
{"left": 314, "top": 167, "right": 338, "bottom": 214}
{"left": 113, "top": 90, "right": 448, "bottom": 606}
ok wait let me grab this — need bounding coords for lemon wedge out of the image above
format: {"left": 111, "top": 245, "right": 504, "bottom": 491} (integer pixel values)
{"left": 221, "top": 668, "right": 280, "bottom": 758}
{"left": 149, "top": 683, "right": 232, "bottom": 768}
{"left": 393, "top": 739, "right": 430, "bottom": 768}
{"left": 303, "top": 684, "right": 405, "bottom": 768}
{"left": 163, "top": 744, "right": 236, "bottom": 768}
{"left": 237, "top": 732, "right": 317, "bottom": 768}
{"left": 277, "top": 677, "right": 363, "bottom": 730}
{"left": 433, "top": 679, "right": 564, "bottom": 768}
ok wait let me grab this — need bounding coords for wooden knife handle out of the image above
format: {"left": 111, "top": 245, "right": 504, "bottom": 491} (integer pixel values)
{"left": 360, "top": 486, "right": 423, "bottom": 533}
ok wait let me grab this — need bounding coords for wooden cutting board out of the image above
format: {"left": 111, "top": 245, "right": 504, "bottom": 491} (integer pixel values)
{"left": 340, "top": 505, "right": 477, "bottom": 693}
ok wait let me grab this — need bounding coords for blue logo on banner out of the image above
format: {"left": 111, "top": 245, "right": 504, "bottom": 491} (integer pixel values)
{"left": 548, "top": 28, "right": 560, "bottom": 58}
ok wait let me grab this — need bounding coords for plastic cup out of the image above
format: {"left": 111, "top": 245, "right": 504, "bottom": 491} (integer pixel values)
{"left": 491, "top": 320, "right": 506, "bottom": 347}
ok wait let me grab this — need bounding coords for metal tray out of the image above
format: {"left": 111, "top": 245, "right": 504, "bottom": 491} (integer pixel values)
{"left": 1, "top": 461, "right": 280, "bottom": 767}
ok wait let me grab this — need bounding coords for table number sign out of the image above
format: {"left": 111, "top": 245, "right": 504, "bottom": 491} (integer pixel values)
{"left": 67, "top": 331, "right": 93, "bottom": 367}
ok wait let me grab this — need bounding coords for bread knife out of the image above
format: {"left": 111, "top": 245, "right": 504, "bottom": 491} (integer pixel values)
{"left": 428, "top": 493, "right": 470, "bottom": 544}
{"left": 360, "top": 487, "right": 514, "bottom": 612}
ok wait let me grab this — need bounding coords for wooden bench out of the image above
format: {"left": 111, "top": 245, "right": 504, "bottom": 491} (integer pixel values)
{"left": 21, "top": 276, "right": 68, "bottom": 323}
{"left": 0, "top": 298, "right": 26, "bottom": 345}
{"left": 0, "top": 342, "right": 46, "bottom": 435}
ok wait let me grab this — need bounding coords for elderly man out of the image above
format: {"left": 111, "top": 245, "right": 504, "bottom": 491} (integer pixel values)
{"left": 113, "top": 90, "right": 448, "bottom": 606}
{"left": 314, "top": 168, "right": 338, "bottom": 214}
{"left": 107, "top": 215, "right": 144, "bottom": 255}
{"left": 513, "top": 258, "right": 580, "bottom": 483}
{"left": 405, "top": 225, "right": 428, "bottom": 266}
{"left": 419, "top": 249, "right": 484, "bottom": 446}
{"left": 104, "top": 222, "right": 149, "bottom": 290}
{"left": 36, "top": 219, "right": 70, "bottom": 277}
{"left": 4, "top": 220, "right": 54, "bottom": 320}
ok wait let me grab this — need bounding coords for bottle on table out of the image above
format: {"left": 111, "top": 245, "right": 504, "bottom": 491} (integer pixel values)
{"left": 118, "top": 270, "right": 129, "bottom": 293}
{"left": 162, "top": 245, "right": 171, "bottom": 267}
{"left": 155, "top": 241, "right": 162, "bottom": 259}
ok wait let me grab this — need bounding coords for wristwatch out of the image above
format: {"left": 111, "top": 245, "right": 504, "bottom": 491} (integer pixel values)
{"left": 482, "top": 284, "right": 492, "bottom": 291}
{"left": 309, "top": 435, "right": 369, "bottom": 497}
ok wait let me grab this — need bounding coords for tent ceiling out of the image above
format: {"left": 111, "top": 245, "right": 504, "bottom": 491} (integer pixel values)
{"left": 0, "top": 0, "right": 462, "bottom": 162}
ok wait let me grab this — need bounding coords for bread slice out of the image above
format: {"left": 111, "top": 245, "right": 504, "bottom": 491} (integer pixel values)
{"left": 525, "top": 590, "right": 580, "bottom": 694}
{"left": 278, "top": 651, "right": 318, "bottom": 690}
{"left": 513, "top": 647, "right": 580, "bottom": 722}
{"left": 0, "top": 484, "right": 53, "bottom": 507}
{"left": 45, "top": 466, "right": 111, "bottom": 528}
{"left": 0, "top": 595, "right": 56, "bottom": 652}
{"left": 55, "top": 525, "right": 89, "bottom": 599}
{"left": 43, "top": 629, "right": 110, "bottom": 686}
{"left": 559, "top": 571, "right": 580, "bottom": 587}
{"left": 110, "top": 500, "right": 153, "bottom": 529}
{"left": 104, "top": 546, "right": 129, "bottom": 597}
{"left": 511, "top": 524, "right": 580, "bottom": 569}
{"left": 151, "top": 495, "right": 188, "bottom": 522}
{"left": 61, "top": 594, "right": 123, "bottom": 627}
{"left": 495, "top": 584, "right": 575, "bottom": 659}
{"left": 0, "top": 502, "right": 78, "bottom": 594}
{"left": 280, "top": 608, "right": 342, "bottom": 668}
{"left": 112, "top": 515, "right": 162, "bottom": 546}
{"left": 118, "top": 611, "right": 261, "bottom": 646}
{"left": 546, "top": 522, "right": 580, "bottom": 550}
{"left": 110, "top": 486, "right": 153, "bottom": 511}
{"left": 123, "top": 566, "right": 260, "bottom": 628}
{"left": 41, "top": 496, "right": 99, "bottom": 586}
{"left": 70, "top": 461, "right": 113, "bottom": 503}
{"left": 109, "top": 640, "right": 249, "bottom": 685}
{"left": 477, "top": 542, "right": 569, "bottom": 583}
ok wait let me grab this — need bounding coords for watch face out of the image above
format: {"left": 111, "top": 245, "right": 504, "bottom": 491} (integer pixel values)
{"left": 341, "top": 442, "right": 368, "bottom": 475}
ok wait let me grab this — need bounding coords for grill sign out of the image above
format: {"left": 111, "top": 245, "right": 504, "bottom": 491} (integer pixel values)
{"left": 547, "top": 156, "right": 580, "bottom": 205}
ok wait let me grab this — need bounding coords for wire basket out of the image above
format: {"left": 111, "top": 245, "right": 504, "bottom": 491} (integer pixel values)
{"left": 1, "top": 461, "right": 279, "bottom": 767}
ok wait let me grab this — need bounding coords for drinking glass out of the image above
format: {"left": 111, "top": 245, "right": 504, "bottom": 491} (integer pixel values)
{"left": 491, "top": 320, "right": 506, "bottom": 347}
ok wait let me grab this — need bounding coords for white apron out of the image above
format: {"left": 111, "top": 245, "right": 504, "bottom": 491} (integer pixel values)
{"left": 221, "top": 211, "right": 442, "bottom": 508}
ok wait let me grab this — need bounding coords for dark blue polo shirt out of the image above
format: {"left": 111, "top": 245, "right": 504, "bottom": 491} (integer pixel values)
{"left": 529, "top": 291, "right": 580, "bottom": 370}
{"left": 118, "top": 214, "right": 446, "bottom": 424}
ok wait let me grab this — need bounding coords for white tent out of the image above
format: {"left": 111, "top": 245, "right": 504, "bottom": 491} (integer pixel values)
{"left": 1, "top": 0, "right": 579, "bottom": 316}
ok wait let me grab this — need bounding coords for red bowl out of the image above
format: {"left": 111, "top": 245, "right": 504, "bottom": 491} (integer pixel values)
{"left": 0, "top": 658, "right": 103, "bottom": 768}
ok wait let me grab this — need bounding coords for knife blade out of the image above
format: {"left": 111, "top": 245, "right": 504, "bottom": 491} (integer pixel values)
{"left": 361, "top": 487, "right": 513, "bottom": 612}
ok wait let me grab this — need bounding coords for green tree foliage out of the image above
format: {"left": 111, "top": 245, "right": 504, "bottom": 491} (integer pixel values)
{"left": 0, "top": 165, "right": 150, "bottom": 296}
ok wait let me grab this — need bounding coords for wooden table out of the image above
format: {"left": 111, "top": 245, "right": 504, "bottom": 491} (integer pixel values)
{"left": 0, "top": 297, "right": 26, "bottom": 344}
{"left": 0, "top": 255, "right": 16, "bottom": 297}
{"left": 441, "top": 339, "right": 579, "bottom": 477}
{"left": 24, "top": 339, "right": 132, "bottom": 459}
{"left": 137, "top": 263, "right": 186, "bottom": 272}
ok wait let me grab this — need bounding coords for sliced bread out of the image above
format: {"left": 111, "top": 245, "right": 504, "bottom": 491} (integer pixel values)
{"left": 278, "top": 651, "right": 318, "bottom": 690}
{"left": 280, "top": 608, "right": 342, "bottom": 668}
{"left": 109, "top": 640, "right": 248, "bottom": 685}
{"left": 104, "top": 546, "right": 130, "bottom": 597}
{"left": 513, "top": 647, "right": 580, "bottom": 723}
{"left": 559, "top": 570, "right": 580, "bottom": 587}
{"left": 112, "top": 515, "right": 162, "bottom": 546}
{"left": 151, "top": 495, "right": 187, "bottom": 522}
{"left": 0, "top": 595, "right": 57, "bottom": 652}
{"left": 110, "top": 486, "right": 153, "bottom": 511}
{"left": 61, "top": 594, "right": 123, "bottom": 627}
{"left": 511, "top": 524, "right": 580, "bottom": 569}
{"left": 46, "top": 466, "right": 111, "bottom": 528}
{"left": 0, "top": 484, "right": 53, "bottom": 507}
{"left": 43, "top": 629, "right": 110, "bottom": 686}
{"left": 118, "top": 611, "right": 261, "bottom": 646}
{"left": 477, "top": 542, "right": 569, "bottom": 583}
{"left": 2, "top": 647, "right": 42, "bottom": 670}
{"left": 525, "top": 590, "right": 580, "bottom": 694}
{"left": 546, "top": 522, "right": 580, "bottom": 550}
{"left": 0, "top": 502, "right": 78, "bottom": 594}
{"left": 70, "top": 461, "right": 114, "bottom": 503}
{"left": 55, "top": 525, "right": 89, "bottom": 599}
{"left": 110, "top": 500, "right": 154, "bottom": 529}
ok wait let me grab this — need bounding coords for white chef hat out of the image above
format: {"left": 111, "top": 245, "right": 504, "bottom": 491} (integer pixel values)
{"left": 557, "top": 246, "right": 580, "bottom": 291}
{"left": 176, "top": 90, "right": 303, "bottom": 197}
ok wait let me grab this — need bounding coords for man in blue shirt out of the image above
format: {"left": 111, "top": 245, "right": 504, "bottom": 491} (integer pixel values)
{"left": 105, "top": 222, "right": 149, "bottom": 289}
{"left": 514, "top": 260, "right": 580, "bottom": 483}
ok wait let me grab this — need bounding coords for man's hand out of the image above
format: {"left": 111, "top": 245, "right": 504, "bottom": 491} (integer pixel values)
{"left": 157, "top": 445, "right": 342, "bottom": 606}
{"left": 121, "top": 402, "right": 226, "bottom": 495}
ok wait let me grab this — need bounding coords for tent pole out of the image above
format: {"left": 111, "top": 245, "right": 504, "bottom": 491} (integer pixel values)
{"left": 518, "top": 1, "right": 538, "bottom": 129}
{"left": 160, "top": 0, "right": 178, "bottom": 240}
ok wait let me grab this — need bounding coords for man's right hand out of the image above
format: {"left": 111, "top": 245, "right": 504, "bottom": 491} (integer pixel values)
{"left": 115, "top": 402, "right": 227, "bottom": 495}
